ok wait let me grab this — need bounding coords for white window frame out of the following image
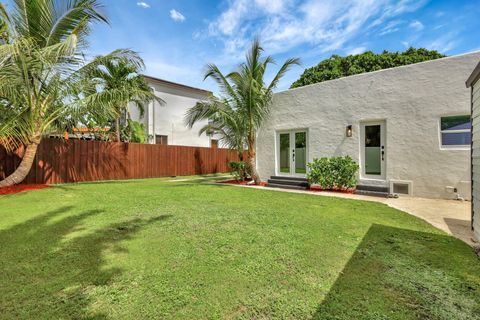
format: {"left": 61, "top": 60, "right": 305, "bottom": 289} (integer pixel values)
{"left": 439, "top": 115, "right": 471, "bottom": 150}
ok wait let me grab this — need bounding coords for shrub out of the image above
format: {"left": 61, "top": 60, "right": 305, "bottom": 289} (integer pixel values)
{"left": 306, "top": 156, "right": 359, "bottom": 190}
{"left": 228, "top": 161, "right": 249, "bottom": 181}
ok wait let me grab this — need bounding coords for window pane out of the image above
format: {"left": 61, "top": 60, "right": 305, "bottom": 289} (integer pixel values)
{"left": 295, "top": 132, "right": 306, "bottom": 174}
{"left": 279, "top": 133, "right": 290, "bottom": 173}
{"left": 441, "top": 115, "right": 471, "bottom": 131}
{"left": 365, "top": 125, "right": 381, "bottom": 175}
{"left": 441, "top": 132, "right": 471, "bottom": 146}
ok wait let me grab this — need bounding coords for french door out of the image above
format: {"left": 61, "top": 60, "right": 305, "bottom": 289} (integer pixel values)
{"left": 277, "top": 130, "right": 307, "bottom": 176}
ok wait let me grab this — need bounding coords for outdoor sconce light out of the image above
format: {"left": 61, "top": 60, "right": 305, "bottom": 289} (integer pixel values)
{"left": 346, "top": 125, "right": 353, "bottom": 137}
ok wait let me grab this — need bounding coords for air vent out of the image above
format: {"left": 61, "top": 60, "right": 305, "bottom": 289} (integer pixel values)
{"left": 390, "top": 180, "right": 412, "bottom": 196}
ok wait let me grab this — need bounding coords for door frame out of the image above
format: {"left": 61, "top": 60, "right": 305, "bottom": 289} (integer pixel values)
{"left": 275, "top": 129, "right": 309, "bottom": 177}
{"left": 360, "top": 120, "right": 386, "bottom": 181}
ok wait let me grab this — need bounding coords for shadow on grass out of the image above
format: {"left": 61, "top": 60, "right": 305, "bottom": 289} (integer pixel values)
{"left": 0, "top": 206, "right": 171, "bottom": 319}
{"left": 312, "top": 224, "right": 480, "bottom": 320}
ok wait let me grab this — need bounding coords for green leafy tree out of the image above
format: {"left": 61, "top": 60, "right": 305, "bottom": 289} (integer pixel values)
{"left": 291, "top": 48, "right": 445, "bottom": 88}
{"left": 185, "top": 39, "right": 300, "bottom": 184}
{"left": 76, "top": 50, "right": 163, "bottom": 141}
{"left": 0, "top": 0, "right": 108, "bottom": 187}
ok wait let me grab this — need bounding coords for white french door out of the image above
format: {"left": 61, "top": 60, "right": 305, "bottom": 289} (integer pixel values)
{"left": 277, "top": 130, "right": 308, "bottom": 176}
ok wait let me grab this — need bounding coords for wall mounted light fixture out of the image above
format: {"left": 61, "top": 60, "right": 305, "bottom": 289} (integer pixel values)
{"left": 346, "top": 125, "right": 353, "bottom": 137}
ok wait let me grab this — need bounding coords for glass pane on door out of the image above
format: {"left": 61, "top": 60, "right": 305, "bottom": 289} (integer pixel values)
{"left": 295, "top": 132, "right": 306, "bottom": 174}
{"left": 279, "top": 133, "right": 290, "bottom": 173}
{"left": 365, "top": 125, "right": 381, "bottom": 175}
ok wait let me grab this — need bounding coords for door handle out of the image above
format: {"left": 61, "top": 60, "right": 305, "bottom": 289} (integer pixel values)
{"left": 292, "top": 149, "right": 295, "bottom": 161}
{"left": 381, "top": 150, "right": 385, "bottom": 161}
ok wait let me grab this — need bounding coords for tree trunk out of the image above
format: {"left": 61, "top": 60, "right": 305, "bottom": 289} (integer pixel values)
{"left": 0, "top": 142, "right": 39, "bottom": 187}
{"left": 115, "top": 117, "right": 121, "bottom": 142}
{"left": 248, "top": 148, "right": 261, "bottom": 185}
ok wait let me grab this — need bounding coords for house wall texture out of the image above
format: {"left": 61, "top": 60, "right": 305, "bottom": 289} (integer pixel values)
{"left": 129, "top": 79, "right": 212, "bottom": 147}
{"left": 257, "top": 52, "right": 480, "bottom": 200}
{"left": 471, "top": 72, "right": 480, "bottom": 240}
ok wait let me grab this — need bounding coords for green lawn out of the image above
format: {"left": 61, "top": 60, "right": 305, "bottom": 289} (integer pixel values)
{"left": 1, "top": 176, "right": 479, "bottom": 319}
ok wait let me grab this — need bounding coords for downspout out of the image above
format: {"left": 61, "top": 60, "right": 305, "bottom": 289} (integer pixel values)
{"left": 471, "top": 86, "right": 474, "bottom": 230}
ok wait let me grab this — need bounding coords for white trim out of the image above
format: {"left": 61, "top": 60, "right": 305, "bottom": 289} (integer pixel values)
{"left": 438, "top": 115, "right": 471, "bottom": 150}
{"left": 275, "top": 129, "right": 309, "bottom": 177}
{"left": 360, "top": 120, "right": 386, "bottom": 181}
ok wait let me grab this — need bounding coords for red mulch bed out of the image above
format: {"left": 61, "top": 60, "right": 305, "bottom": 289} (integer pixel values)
{"left": 308, "top": 185, "right": 356, "bottom": 194}
{"left": 220, "top": 179, "right": 268, "bottom": 187}
{"left": 0, "top": 184, "right": 49, "bottom": 195}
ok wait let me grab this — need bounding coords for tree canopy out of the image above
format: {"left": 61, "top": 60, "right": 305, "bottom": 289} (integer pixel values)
{"left": 290, "top": 48, "right": 445, "bottom": 89}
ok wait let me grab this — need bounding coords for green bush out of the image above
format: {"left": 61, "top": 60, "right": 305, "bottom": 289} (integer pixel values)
{"left": 306, "top": 156, "right": 359, "bottom": 190}
{"left": 228, "top": 161, "right": 249, "bottom": 181}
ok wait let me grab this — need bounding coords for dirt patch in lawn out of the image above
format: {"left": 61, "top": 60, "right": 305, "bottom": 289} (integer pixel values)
{"left": 0, "top": 184, "right": 49, "bottom": 195}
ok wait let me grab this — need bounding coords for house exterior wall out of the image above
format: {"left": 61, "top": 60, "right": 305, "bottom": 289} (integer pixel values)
{"left": 257, "top": 52, "right": 480, "bottom": 200}
{"left": 128, "top": 79, "right": 213, "bottom": 147}
{"left": 471, "top": 75, "right": 480, "bottom": 240}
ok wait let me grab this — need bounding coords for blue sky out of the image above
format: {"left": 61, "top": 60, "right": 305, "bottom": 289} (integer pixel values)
{"left": 66, "top": 1, "right": 480, "bottom": 92}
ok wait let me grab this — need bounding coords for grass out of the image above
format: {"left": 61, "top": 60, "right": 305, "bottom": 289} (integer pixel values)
{"left": 0, "top": 175, "right": 479, "bottom": 319}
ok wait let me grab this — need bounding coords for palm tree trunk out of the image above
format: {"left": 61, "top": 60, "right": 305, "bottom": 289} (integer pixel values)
{"left": 247, "top": 143, "right": 261, "bottom": 185}
{"left": 115, "top": 117, "right": 121, "bottom": 142}
{"left": 0, "top": 142, "right": 39, "bottom": 187}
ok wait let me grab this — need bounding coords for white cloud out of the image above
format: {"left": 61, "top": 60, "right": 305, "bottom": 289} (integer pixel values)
{"left": 347, "top": 46, "right": 367, "bottom": 55}
{"left": 409, "top": 20, "right": 424, "bottom": 31}
{"left": 170, "top": 9, "right": 186, "bottom": 22}
{"left": 379, "top": 20, "right": 403, "bottom": 36}
{"left": 425, "top": 33, "right": 458, "bottom": 53}
{"left": 137, "top": 2, "right": 150, "bottom": 9}
{"left": 206, "top": 0, "right": 429, "bottom": 63}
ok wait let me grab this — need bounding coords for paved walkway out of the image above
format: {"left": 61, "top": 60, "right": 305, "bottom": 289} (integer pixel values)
{"left": 224, "top": 183, "right": 476, "bottom": 246}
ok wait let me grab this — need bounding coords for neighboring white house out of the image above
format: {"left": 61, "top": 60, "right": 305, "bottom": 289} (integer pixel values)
{"left": 128, "top": 75, "right": 216, "bottom": 147}
{"left": 257, "top": 51, "right": 480, "bottom": 200}
{"left": 466, "top": 61, "right": 480, "bottom": 241}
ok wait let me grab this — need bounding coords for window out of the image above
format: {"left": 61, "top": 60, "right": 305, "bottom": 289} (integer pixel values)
{"left": 210, "top": 139, "right": 218, "bottom": 148}
{"left": 155, "top": 135, "right": 168, "bottom": 145}
{"left": 440, "top": 115, "right": 471, "bottom": 147}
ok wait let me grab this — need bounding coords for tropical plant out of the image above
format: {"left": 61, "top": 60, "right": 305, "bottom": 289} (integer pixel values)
{"left": 228, "top": 161, "right": 249, "bottom": 181}
{"left": 186, "top": 99, "right": 247, "bottom": 160}
{"left": 0, "top": 0, "right": 108, "bottom": 187}
{"left": 76, "top": 49, "right": 163, "bottom": 141}
{"left": 185, "top": 39, "right": 300, "bottom": 184}
{"left": 307, "top": 156, "right": 359, "bottom": 190}
{"left": 291, "top": 48, "right": 445, "bottom": 88}
{"left": 123, "top": 119, "right": 146, "bottom": 143}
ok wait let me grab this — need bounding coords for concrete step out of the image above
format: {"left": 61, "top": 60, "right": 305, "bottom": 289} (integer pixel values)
{"left": 270, "top": 176, "right": 308, "bottom": 182}
{"left": 267, "top": 178, "right": 309, "bottom": 187}
{"left": 267, "top": 183, "right": 308, "bottom": 190}
{"left": 356, "top": 185, "right": 390, "bottom": 193}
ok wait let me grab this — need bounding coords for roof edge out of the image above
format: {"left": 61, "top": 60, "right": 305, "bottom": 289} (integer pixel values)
{"left": 466, "top": 61, "right": 480, "bottom": 88}
{"left": 143, "top": 75, "right": 211, "bottom": 95}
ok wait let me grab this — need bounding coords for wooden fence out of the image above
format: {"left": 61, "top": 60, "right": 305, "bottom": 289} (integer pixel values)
{"left": 0, "top": 139, "right": 241, "bottom": 184}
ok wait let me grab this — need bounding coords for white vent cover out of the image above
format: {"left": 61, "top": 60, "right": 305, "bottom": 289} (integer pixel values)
{"left": 390, "top": 180, "right": 412, "bottom": 196}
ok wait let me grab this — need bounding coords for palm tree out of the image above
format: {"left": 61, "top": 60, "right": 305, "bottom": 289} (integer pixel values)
{"left": 77, "top": 50, "right": 164, "bottom": 142}
{"left": 185, "top": 95, "right": 247, "bottom": 160}
{"left": 0, "top": 0, "right": 108, "bottom": 187}
{"left": 185, "top": 39, "right": 300, "bottom": 184}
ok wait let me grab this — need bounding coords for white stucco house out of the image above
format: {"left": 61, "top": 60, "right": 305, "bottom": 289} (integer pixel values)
{"left": 466, "top": 60, "right": 480, "bottom": 241}
{"left": 128, "top": 75, "right": 216, "bottom": 147}
{"left": 258, "top": 51, "right": 480, "bottom": 200}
